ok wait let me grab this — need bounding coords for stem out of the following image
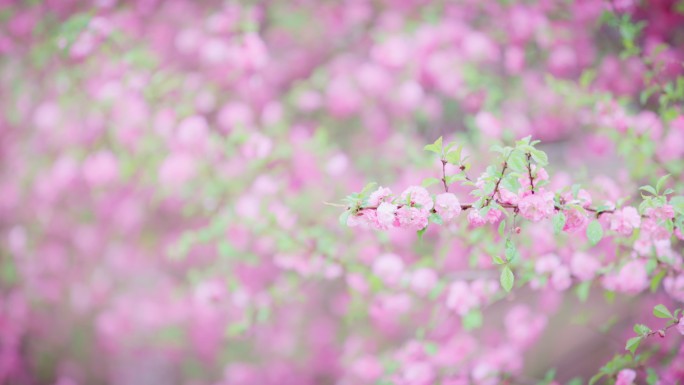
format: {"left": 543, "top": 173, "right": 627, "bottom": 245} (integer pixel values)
{"left": 526, "top": 152, "right": 535, "bottom": 194}
{"left": 441, "top": 160, "right": 449, "bottom": 193}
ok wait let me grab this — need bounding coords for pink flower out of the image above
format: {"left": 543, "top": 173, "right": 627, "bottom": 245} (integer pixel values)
{"left": 518, "top": 190, "right": 555, "bottom": 222}
{"left": 615, "top": 369, "right": 636, "bottom": 385}
{"left": 602, "top": 260, "right": 648, "bottom": 294}
{"left": 368, "top": 186, "right": 393, "bottom": 206}
{"left": 396, "top": 206, "right": 429, "bottom": 231}
{"left": 551, "top": 266, "right": 572, "bottom": 291}
{"left": 400, "top": 186, "right": 434, "bottom": 211}
{"left": 373, "top": 254, "right": 405, "bottom": 286}
{"left": 646, "top": 204, "right": 675, "bottom": 220}
{"left": 376, "top": 202, "right": 398, "bottom": 229}
{"left": 434, "top": 193, "right": 462, "bottom": 221}
{"left": 678, "top": 321, "right": 684, "bottom": 336}
{"left": 82, "top": 150, "right": 119, "bottom": 187}
{"left": 563, "top": 208, "right": 588, "bottom": 232}
{"left": 570, "top": 252, "right": 601, "bottom": 281}
{"left": 467, "top": 210, "right": 488, "bottom": 227}
{"left": 410, "top": 268, "right": 437, "bottom": 296}
{"left": 446, "top": 281, "right": 478, "bottom": 315}
{"left": 609, "top": 206, "right": 641, "bottom": 235}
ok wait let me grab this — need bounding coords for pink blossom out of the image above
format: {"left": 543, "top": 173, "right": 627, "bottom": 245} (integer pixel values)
{"left": 609, "top": 206, "right": 641, "bottom": 235}
{"left": 410, "top": 268, "right": 437, "bottom": 296}
{"left": 570, "top": 252, "right": 601, "bottom": 281}
{"left": 602, "top": 260, "right": 648, "bottom": 294}
{"left": 368, "top": 186, "right": 393, "bottom": 206}
{"left": 396, "top": 206, "right": 429, "bottom": 231}
{"left": 446, "top": 281, "right": 478, "bottom": 315}
{"left": 646, "top": 204, "right": 675, "bottom": 220}
{"left": 82, "top": 150, "right": 119, "bottom": 187}
{"left": 550, "top": 266, "right": 572, "bottom": 291}
{"left": 373, "top": 254, "right": 405, "bottom": 286}
{"left": 400, "top": 186, "right": 434, "bottom": 211}
{"left": 518, "top": 190, "right": 555, "bottom": 222}
{"left": 376, "top": 202, "right": 398, "bottom": 228}
{"left": 563, "top": 208, "right": 588, "bottom": 232}
{"left": 615, "top": 369, "right": 636, "bottom": 385}
{"left": 678, "top": 321, "right": 684, "bottom": 336}
{"left": 434, "top": 193, "right": 462, "bottom": 221}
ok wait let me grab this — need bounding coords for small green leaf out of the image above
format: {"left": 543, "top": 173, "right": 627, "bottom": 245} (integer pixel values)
{"left": 500, "top": 266, "right": 514, "bottom": 293}
{"left": 586, "top": 220, "right": 603, "bottom": 246}
{"left": 424, "top": 137, "right": 443, "bottom": 154}
{"left": 646, "top": 368, "right": 658, "bottom": 385}
{"left": 650, "top": 270, "right": 666, "bottom": 293}
{"left": 417, "top": 226, "right": 427, "bottom": 240}
{"left": 656, "top": 174, "right": 670, "bottom": 194}
{"left": 653, "top": 304, "right": 674, "bottom": 319}
{"left": 669, "top": 196, "right": 684, "bottom": 215}
{"left": 552, "top": 212, "right": 566, "bottom": 234}
{"left": 530, "top": 149, "right": 549, "bottom": 166}
{"left": 498, "top": 220, "right": 506, "bottom": 237}
{"left": 422, "top": 177, "right": 441, "bottom": 187}
{"left": 625, "top": 336, "right": 642, "bottom": 355}
{"left": 589, "top": 373, "right": 606, "bottom": 385}
{"left": 492, "top": 255, "right": 505, "bottom": 265}
{"left": 507, "top": 149, "right": 527, "bottom": 172}
{"left": 429, "top": 213, "right": 443, "bottom": 225}
{"left": 633, "top": 324, "right": 651, "bottom": 335}
{"left": 462, "top": 309, "right": 483, "bottom": 330}
{"left": 339, "top": 211, "right": 351, "bottom": 226}
{"left": 639, "top": 185, "right": 657, "bottom": 196}
{"left": 575, "top": 281, "right": 591, "bottom": 303}
{"left": 504, "top": 238, "right": 519, "bottom": 262}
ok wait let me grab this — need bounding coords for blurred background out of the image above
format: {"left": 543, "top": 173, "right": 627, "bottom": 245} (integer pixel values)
{"left": 1, "top": 0, "right": 684, "bottom": 384}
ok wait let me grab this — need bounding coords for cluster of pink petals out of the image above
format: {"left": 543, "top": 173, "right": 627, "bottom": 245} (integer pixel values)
{"left": 518, "top": 189, "right": 555, "bottom": 222}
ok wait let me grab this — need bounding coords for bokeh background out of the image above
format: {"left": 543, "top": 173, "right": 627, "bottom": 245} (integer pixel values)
{"left": 1, "top": 1, "right": 684, "bottom": 384}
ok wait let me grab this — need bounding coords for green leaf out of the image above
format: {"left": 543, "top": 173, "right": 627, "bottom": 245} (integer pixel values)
{"left": 656, "top": 174, "right": 670, "bottom": 194}
{"left": 646, "top": 368, "right": 658, "bottom": 385}
{"left": 650, "top": 269, "right": 666, "bottom": 293}
{"left": 653, "top": 304, "right": 674, "bottom": 319}
{"left": 586, "top": 220, "right": 603, "bottom": 246}
{"left": 417, "top": 227, "right": 427, "bottom": 240}
{"left": 500, "top": 266, "right": 514, "bottom": 293}
{"left": 339, "top": 211, "right": 351, "bottom": 226}
{"left": 424, "top": 137, "right": 443, "bottom": 154}
{"left": 566, "top": 378, "right": 583, "bottom": 385}
{"left": 669, "top": 196, "right": 684, "bottom": 215}
{"left": 639, "top": 185, "right": 657, "bottom": 196}
{"left": 625, "top": 336, "right": 642, "bottom": 355}
{"left": 530, "top": 149, "right": 549, "bottom": 166}
{"left": 504, "top": 238, "right": 520, "bottom": 262}
{"left": 507, "top": 150, "right": 527, "bottom": 172}
{"left": 633, "top": 324, "right": 651, "bottom": 335}
{"left": 462, "top": 309, "right": 483, "bottom": 330}
{"left": 422, "top": 177, "right": 441, "bottom": 187}
{"left": 360, "top": 182, "right": 378, "bottom": 197}
{"left": 498, "top": 220, "right": 506, "bottom": 237}
{"left": 492, "top": 255, "right": 505, "bottom": 265}
{"left": 589, "top": 373, "right": 606, "bottom": 385}
{"left": 575, "top": 281, "right": 591, "bottom": 303}
{"left": 445, "top": 145, "right": 463, "bottom": 164}
{"left": 429, "top": 213, "right": 443, "bottom": 225}
{"left": 445, "top": 174, "right": 465, "bottom": 184}
{"left": 552, "top": 212, "right": 566, "bottom": 234}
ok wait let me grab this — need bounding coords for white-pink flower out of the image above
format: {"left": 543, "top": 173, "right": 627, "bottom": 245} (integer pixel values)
{"left": 400, "top": 186, "right": 434, "bottom": 211}
{"left": 376, "top": 202, "right": 397, "bottom": 228}
{"left": 396, "top": 206, "right": 429, "bottom": 231}
{"left": 609, "top": 206, "right": 641, "bottom": 235}
{"left": 368, "top": 186, "right": 393, "bottom": 206}
{"left": 518, "top": 190, "right": 555, "bottom": 222}
{"left": 434, "top": 193, "right": 461, "bottom": 221}
{"left": 570, "top": 252, "right": 601, "bottom": 281}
